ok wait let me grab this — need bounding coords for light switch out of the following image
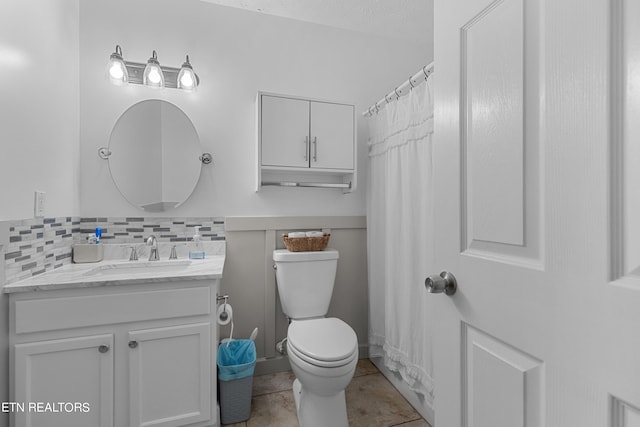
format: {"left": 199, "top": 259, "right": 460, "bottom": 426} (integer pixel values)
{"left": 34, "top": 190, "right": 45, "bottom": 218}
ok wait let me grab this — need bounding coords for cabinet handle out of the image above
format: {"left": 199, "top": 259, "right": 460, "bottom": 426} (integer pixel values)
{"left": 304, "top": 136, "right": 309, "bottom": 161}
{"left": 312, "top": 137, "right": 318, "bottom": 162}
{"left": 98, "top": 345, "right": 110, "bottom": 353}
{"left": 128, "top": 340, "right": 138, "bottom": 349}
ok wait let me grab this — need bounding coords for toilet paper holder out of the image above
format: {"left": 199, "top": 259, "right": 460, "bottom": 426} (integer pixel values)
{"left": 217, "top": 294, "right": 230, "bottom": 321}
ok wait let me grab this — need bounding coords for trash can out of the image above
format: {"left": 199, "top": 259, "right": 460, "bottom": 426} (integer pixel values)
{"left": 217, "top": 339, "right": 256, "bottom": 424}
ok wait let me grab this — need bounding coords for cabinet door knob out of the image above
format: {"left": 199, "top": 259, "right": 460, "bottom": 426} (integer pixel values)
{"left": 128, "top": 340, "right": 138, "bottom": 349}
{"left": 98, "top": 345, "right": 110, "bottom": 353}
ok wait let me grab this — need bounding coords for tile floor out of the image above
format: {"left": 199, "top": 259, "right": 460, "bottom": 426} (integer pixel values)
{"left": 222, "top": 359, "right": 432, "bottom": 427}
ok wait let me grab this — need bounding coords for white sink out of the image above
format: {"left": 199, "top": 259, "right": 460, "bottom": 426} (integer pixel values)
{"left": 83, "top": 260, "right": 193, "bottom": 277}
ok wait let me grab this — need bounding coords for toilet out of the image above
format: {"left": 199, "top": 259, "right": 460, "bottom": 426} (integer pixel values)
{"left": 273, "top": 249, "right": 358, "bottom": 427}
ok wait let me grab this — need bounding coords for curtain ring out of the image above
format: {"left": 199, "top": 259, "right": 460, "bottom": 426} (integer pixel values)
{"left": 374, "top": 104, "right": 380, "bottom": 113}
{"left": 409, "top": 77, "right": 415, "bottom": 89}
{"left": 422, "top": 65, "right": 430, "bottom": 78}
{"left": 394, "top": 88, "right": 401, "bottom": 99}
{"left": 385, "top": 94, "right": 392, "bottom": 104}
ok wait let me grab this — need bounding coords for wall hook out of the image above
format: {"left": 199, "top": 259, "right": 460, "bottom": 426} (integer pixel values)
{"left": 199, "top": 153, "right": 213, "bottom": 164}
{"left": 98, "top": 147, "right": 111, "bottom": 159}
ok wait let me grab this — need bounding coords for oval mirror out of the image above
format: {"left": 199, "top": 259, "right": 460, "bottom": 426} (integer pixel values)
{"left": 108, "top": 100, "right": 202, "bottom": 212}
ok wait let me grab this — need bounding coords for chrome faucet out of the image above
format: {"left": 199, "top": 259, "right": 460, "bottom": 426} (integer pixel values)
{"left": 146, "top": 235, "right": 159, "bottom": 261}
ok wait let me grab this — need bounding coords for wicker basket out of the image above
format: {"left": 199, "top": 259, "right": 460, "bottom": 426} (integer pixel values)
{"left": 282, "top": 233, "right": 330, "bottom": 252}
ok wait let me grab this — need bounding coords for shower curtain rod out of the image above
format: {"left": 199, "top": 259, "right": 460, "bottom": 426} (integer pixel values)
{"left": 362, "top": 62, "right": 434, "bottom": 117}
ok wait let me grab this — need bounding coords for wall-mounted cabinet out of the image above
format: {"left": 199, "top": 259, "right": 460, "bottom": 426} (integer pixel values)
{"left": 256, "top": 92, "right": 356, "bottom": 192}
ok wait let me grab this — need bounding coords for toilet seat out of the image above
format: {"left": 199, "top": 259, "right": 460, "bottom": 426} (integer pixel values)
{"left": 288, "top": 318, "right": 357, "bottom": 368}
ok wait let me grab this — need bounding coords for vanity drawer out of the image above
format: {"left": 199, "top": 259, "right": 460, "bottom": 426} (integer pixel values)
{"left": 14, "top": 287, "right": 211, "bottom": 334}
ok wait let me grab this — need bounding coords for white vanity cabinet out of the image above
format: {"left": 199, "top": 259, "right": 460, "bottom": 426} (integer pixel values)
{"left": 9, "top": 279, "right": 220, "bottom": 427}
{"left": 257, "top": 92, "right": 356, "bottom": 191}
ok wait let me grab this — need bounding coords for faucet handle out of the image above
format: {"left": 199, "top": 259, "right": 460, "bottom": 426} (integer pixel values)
{"left": 169, "top": 245, "right": 178, "bottom": 260}
{"left": 146, "top": 235, "right": 157, "bottom": 246}
{"left": 129, "top": 246, "right": 138, "bottom": 261}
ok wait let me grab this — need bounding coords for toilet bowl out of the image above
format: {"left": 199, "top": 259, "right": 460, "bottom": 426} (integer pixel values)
{"left": 286, "top": 317, "right": 358, "bottom": 427}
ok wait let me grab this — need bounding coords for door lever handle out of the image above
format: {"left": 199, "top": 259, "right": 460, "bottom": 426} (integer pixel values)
{"left": 425, "top": 271, "right": 457, "bottom": 295}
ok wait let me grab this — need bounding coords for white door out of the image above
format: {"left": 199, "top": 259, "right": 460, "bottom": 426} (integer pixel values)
{"left": 432, "top": 0, "right": 640, "bottom": 425}
{"left": 14, "top": 334, "right": 114, "bottom": 427}
{"left": 128, "top": 323, "right": 211, "bottom": 427}
{"left": 261, "top": 95, "right": 310, "bottom": 168}
{"left": 310, "top": 101, "right": 354, "bottom": 170}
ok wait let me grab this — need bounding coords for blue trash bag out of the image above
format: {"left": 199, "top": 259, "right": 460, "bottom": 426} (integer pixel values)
{"left": 217, "top": 339, "right": 256, "bottom": 381}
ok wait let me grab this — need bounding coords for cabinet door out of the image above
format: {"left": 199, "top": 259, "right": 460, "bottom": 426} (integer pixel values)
{"left": 14, "top": 334, "right": 114, "bottom": 427}
{"left": 261, "top": 95, "right": 310, "bottom": 168}
{"left": 310, "top": 101, "right": 354, "bottom": 170}
{"left": 128, "top": 323, "right": 211, "bottom": 427}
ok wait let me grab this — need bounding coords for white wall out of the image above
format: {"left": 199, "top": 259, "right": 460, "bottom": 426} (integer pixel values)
{"left": 0, "top": 2, "right": 80, "bottom": 425}
{"left": 0, "top": 0, "right": 80, "bottom": 221}
{"left": 79, "top": 0, "right": 432, "bottom": 217}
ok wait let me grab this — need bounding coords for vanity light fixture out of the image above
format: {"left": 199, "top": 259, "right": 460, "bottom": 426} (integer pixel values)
{"left": 106, "top": 45, "right": 199, "bottom": 91}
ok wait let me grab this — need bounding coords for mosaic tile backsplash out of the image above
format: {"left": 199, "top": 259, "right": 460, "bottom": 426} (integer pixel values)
{"left": 4, "top": 217, "right": 78, "bottom": 284}
{"left": 3, "top": 216, "right": 225, "bottom": 284}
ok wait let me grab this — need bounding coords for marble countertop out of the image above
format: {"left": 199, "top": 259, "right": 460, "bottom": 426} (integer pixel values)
{"left": 3, "top": 242, "right": 226, "bottom": 294}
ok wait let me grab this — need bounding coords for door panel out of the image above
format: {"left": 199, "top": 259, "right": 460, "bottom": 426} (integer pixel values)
{"left": 464, "top": 325, "right": 543, "bottom": 427}
{"left": 607, "top": 0, "right": 640, "bottom": 417}
{"left": 459, "top": 0, "right": 544, "bottom": 269}
{"left": 613, "top": 0, "right": 640, "bottom": 280}
{"left": 611, "top": 397, "right": 640, "bottom": 427}
{"left": 462, "top": 0, "right": 524, "bottom": 247}
{"left": 310, "top": 101, "right": 354, "bottom": 170}
{"left": 261, "top": 95, "right": 310, "bottom": 168}
{"left": 128, "top": 323, "right": 210, "bottom": 427}
{"left": 14, "top": 334, "right": 114, "bottom": 427}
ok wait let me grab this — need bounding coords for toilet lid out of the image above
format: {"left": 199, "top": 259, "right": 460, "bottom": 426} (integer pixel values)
{"left": 288, "top": 318, "right": 357, "bottom": 363}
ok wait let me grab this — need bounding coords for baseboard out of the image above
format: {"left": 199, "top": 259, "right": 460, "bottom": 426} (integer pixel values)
{"left": 254, "top": 356, "right": 291, "bottom": 376}
{"left": 370, "top": 356, "right": 435, "bottom": 426}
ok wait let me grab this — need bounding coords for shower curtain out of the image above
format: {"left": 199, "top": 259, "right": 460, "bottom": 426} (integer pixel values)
{"left": 366, "top": 77, "right": 435, "bottom": 406}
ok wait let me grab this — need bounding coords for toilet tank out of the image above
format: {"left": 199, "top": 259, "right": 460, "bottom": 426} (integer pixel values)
{"left": 273, "top": 249, "right": 339, "bottom": 319}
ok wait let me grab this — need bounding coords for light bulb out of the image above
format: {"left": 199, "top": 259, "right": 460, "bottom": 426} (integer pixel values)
{"left": 109, "top": 63, "right": 124, "bottom": 79}
{"left": 180, "top": 72, "right": 193, "bottom": 88}
{"left": 148, "top": 67, "right": 162, "bottom": 84}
